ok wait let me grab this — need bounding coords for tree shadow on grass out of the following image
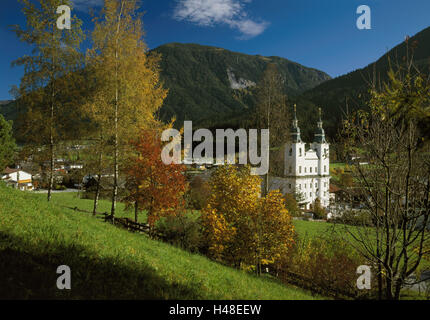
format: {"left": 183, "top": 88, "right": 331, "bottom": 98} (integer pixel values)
{"left": 0, "top": 232, "right": 201, "bottom": 300}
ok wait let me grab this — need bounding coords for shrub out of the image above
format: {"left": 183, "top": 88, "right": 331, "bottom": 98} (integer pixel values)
{"left": 277, "top": 235, "right": 375, "bottom": 299}
{"left": 283, "top": 193, "right": 301, "bottom": 217}
{"left": 312, "top": 198, "right": 327, "bottom": 220}
{"left": 186, "top": 176, "right": 211, "bottom": 210}
{"left": 330, "top": 210, "right": 373, "bottom": 227}
{"left": 155, "top": 213, "right": 204, "bottom": 253}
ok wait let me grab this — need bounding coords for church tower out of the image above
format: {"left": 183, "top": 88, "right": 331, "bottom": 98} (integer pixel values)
{"left": 311, "top": 108, "right": 329, "bottom": 174}
{"left": 284, "top": 105, "right": 306, "bottom": 176}
{"left": 311, "top": 108, "right": 330, "bottom": 206}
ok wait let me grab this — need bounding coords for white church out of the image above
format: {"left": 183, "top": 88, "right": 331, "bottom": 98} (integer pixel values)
{"left": 270, "top": 106, "right": 331, "bottom": 209}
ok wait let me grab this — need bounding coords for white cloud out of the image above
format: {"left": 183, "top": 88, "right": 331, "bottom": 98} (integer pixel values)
{"left": 71, "top": 0, "right": 103, "bottom": 12}
{"left": 173, "top": 0, "right": 268, "bottom": 39}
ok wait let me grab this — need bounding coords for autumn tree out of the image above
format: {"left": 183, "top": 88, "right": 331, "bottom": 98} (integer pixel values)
{"left": 88, "top": 0, "right": 167, "bottom": 218}
{"left": 12, "top": 0, "right": 84, "bottom": 201}
{"left": 283, "top": 193, "right": 301, "bottom": 217}
{"left": 339, "top": 51, "right": 430, "bottom": 300}
{"left": 186, "top": 175, "right": 211, "bottom": 210}
{"left": 79, "top": 136, "right": 108, "bottom": 215}
{"left": 312, "top": 198, "right": 326, "bottom": 220}
{"left": 0, "top": 115, "right": 17, "bottom": 172}
{"left": 254, "top": 64, "right": 290, "bottom": 195}
{"left": 124, "top": 129, "right": 187, "bottom": 228}
{"left": 256, "top": 190, "right": 296, "bottom": 274}
{"left": 202, "top": 165, "right": 295, "bottom": 274}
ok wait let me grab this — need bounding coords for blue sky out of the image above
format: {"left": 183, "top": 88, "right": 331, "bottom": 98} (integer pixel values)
{"left": 1, "top": 0, "right": 430, "bottom": 100}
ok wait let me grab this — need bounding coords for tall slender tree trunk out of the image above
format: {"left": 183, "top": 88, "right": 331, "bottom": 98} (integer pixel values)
{"left": 48, "top": 134, "right": 54, "bottom": 201}
{"left": 111, "top": 94, "right": 118, "bottom": 219}
{"left": 264, "top": 95, "right": 271, "bottom": 197}
{"left": 47, "top": 32, "right": 56, "bottom": 202}
{"left": 47, "top": 82, "right": 55, "bottom": 202}
{"left": 377, "top": 262, "right": 383, "bottom": 299}
{"left": 110, "top": 1, "right": 124, "bottom": 221}
{"left": 93, "top": 149, "right": 103, "bottom": 216}
{"left": 386, "top": 276, "right": 394, "bottom": 300}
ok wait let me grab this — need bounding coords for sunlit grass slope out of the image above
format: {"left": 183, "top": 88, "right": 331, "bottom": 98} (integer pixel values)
{"left": 0, "top": 185, "right": 320, "bottom": 300}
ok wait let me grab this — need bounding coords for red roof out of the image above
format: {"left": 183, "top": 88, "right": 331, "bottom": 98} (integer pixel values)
{"left": 329, "top": 184, "right": 341, "bottom": 193}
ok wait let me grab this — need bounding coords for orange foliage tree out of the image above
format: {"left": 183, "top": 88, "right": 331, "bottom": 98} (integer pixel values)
{"left": 201, "top": 165, "right": 295, "bottom": 274}
{"left": 125, "top": 129, "right": 187, "bottom": 229}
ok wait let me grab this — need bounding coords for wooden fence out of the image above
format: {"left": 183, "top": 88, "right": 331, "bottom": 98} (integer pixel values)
{"left": 63, "top": 206, "right": 164, "bottom": 238}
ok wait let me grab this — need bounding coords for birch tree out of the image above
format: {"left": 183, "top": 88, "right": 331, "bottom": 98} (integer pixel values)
{"left": 88, "top": 0, "right": 167, "bottom": 218}
{"left": 254, "top": 64, "right": 290, "bottom": 195}
{"left": 339, "top": 53, "right": 430, "bottom": 300}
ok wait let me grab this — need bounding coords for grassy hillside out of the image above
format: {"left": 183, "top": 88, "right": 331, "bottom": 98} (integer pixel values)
{"left": 0, "top": 184, "right": 320, "bottom": 300}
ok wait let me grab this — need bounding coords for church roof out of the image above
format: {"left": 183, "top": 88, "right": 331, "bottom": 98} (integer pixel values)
{"left": 291, "top": 104, "right": 303, "bottom": 143}
{"left": 313, "top": 108, "right": 327, "bottom": 144}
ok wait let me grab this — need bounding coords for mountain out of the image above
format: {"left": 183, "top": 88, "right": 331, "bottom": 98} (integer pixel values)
{"left": 0, "top": 100, "right": 16, "bottom": 121}
{"left": 296, "top": 26, "right": 430, "bottom": 141}
{"left": 0, "top": 44, "right": 331, "bottom": 130}
{"left": 152, "top": 43, "right": 331, "bottom": 127}
{"left": 6, "top": 24, "right": 429, "bottom": 141}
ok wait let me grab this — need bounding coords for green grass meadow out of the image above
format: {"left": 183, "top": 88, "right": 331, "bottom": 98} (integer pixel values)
{"left": 0, "top": 185, "right": 320, "bottom": 300}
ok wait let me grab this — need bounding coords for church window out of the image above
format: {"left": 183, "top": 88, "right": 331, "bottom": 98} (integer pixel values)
{"left": 324, "top": 165, "right": 327, "bottom": 173}
{"left": 289, "top": 148, "right": 292, "bottom": 156}
{"left": 299, "top": 166, "right": 302, "bottom": 173}
{"left": 289, "top": 166, "right": 292, "bottom": 174}
{"left": 304, "top": 167, "right": 307, "bottom": 173}
{"left": 310, "top": 192, "right": 312, "bottom": 197}
{"left": 315, "top": 183, "right": 318, "bottom": 188}
{"left": 310, "top": 167, "right": 312, "bottom": 173}
{"left": 315, "top": 167, "right": 317, "bottom": 172}
{"left": 299, "top": 148, "right": 302, "bottom": 156}
{"left": 298, "top": 184, "right": 301, "bottom": 190}
{"left": 289, "top": 184, "right": 292, "bottom": 189}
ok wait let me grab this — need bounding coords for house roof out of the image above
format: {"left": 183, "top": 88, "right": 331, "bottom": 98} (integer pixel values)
{"left": 329, "top": 184, "right": 341, "bottom": 193}
{"left": 2, "top": 167, "right": 32, "bottom": 176}
{"left": 3, "top": 167, "right": 19, "bottom": 174}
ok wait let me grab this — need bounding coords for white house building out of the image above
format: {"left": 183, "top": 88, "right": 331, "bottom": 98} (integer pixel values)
{"left": 1, "top": 167, "right": 34, "bottom": 191}
{"left": 270, "top": 106, "right": 330, "bottom": 209}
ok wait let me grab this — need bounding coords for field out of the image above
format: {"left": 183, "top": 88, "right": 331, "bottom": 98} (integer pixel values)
{"left": 294, "top": 219, "right": 333, "bottom": 238}
{"left": 0, "top": 184, "right": 320, "bottom": 300}
{"left": 330, "top": 162, "right": 347, "bottom": 170}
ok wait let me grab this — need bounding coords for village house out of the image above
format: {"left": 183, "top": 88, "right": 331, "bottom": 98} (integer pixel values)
{"left": 1, "top": 167, "right": 34, "bottom": 191}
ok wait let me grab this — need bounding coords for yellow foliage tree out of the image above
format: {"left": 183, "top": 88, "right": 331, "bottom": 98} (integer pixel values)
{"left": 87, "top": 0, "right": 167, "bottom": 217}
{"left": 202, "top": 165, "right": 295, "bottom": 274}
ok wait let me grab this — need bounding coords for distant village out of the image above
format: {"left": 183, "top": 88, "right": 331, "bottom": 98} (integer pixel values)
{"left": 2, "top": 114, "right": 369, "bottom": 221}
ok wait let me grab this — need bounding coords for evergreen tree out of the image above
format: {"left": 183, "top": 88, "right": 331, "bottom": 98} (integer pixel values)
{"left": 0, "top": 115, "right": 17, "bottom": 172}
